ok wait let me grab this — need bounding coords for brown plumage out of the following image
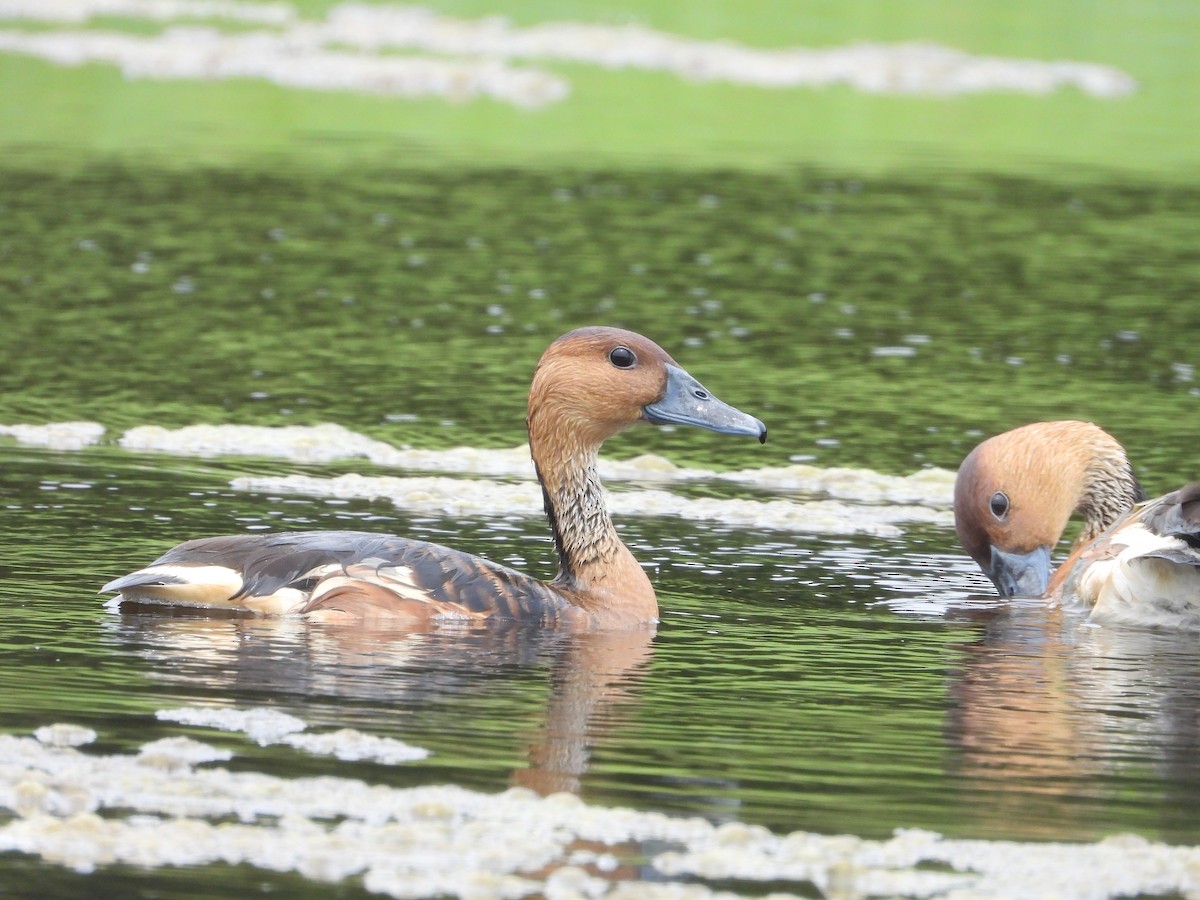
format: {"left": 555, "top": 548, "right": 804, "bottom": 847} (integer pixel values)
{"left": 954, "top": 420, "right": 1200, "bottom": 627}
{"left": 103, "top": 327, "right": 767, "bottom": 627}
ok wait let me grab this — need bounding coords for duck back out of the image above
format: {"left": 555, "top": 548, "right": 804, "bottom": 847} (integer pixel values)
{"left": 103, "top": 531, "right": 574, "bottom": 623}
{"left": 1062, "top": 484, "right": 1200, "bottom": 628}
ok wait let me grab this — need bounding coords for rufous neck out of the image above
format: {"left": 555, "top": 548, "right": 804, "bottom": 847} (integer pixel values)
{"left": 1077, "top": 461, "right": 1141, "bottom": 546}
{"left": 1049, "top": 434, "right": 1142, "bottom": 597}
{"left": 528, "top": 419, "right": 656, "bottom": 618}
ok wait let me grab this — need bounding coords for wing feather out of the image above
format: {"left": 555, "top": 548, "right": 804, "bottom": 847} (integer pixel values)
{"left": 104, "top": 531, "right": 575, "bottom": 622}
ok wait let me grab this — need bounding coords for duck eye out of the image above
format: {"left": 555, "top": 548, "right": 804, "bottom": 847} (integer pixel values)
{"left": 989, "top": 491, "right": 1010, "bottom": 521}
{"left": 608, "top": 346, "right": 636, "bottom": 369}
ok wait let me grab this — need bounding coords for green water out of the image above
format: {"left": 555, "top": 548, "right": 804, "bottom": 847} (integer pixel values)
{"left": 2, "top": 1, "right": 1200, "bottom": 896}
{"left": 2, "top": 163, "right": 1197, "bottom": 477}
{"left": 2, "top": 0, "right": 1198, "bottom": 174}
{"left": 2, "top": 159, "right": 1199, "bottom": 896}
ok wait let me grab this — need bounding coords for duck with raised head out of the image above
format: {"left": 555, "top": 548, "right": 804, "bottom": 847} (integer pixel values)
{"left": 953, "top": 420, "right": 1200, "bottom": 627}
{"left": 103, "top": 327, "right": 767, "bottom": 627}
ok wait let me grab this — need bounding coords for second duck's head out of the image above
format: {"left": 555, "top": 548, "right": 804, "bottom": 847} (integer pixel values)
{"left": 527, "top": 326, "right": 767, "bottom": 450}
{"left": 953, "top": 420, "right": 1139, "bottom": 599}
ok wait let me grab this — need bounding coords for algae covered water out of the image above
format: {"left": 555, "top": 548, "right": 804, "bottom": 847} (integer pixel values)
{"left": 2, "top": 0, "right": 1200, "bottom": 895}
{"left": 3, "top": 163, "right": 1197, "bottom": 475}
{"left": 1, "top": 158, "right": 1199, "bottom": 897}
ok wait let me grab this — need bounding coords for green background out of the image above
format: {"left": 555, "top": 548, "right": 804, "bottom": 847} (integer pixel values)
{"left": 2, "top": 0, "right": 1197, "bottom": 175}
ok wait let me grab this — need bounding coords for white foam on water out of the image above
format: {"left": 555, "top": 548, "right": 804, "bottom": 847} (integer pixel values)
{"left": 2, "top": 420, "right": 956, "bottom": 534}
{"left": 0, "top": 26, "right": 568, "bottom": 108}
{"left": 119, "top": 422, "right": 955, "bottom": 505}
{"left": 609, "top": 489, "right": 952, "bottom": 536}
{"left": 136, "top": 737, "right": 233, "bottom": 769}
{"left": 238, "top": 471, "right": 539, "bottom": 514}
{"left": 120, "top": 422, "right": 536, "bottom": 471}
{"left": 0, "top": 0, "right": 294, "bottom": 23}
{"left": 154, "top": 706, "right": 430, "bottom": 765}
{"left": 320, "top": 4, "right": 1137, "bottom": 98}
{"left": 0, "top": 726, "right": 1196, "bottom": 897}
{"left": 282, "top": 729, "right": 429, "bottom": 764}
{"left": 0, "top": 421, "right": 105, "bottom": 451}
{"left": 0, "top": 1, "right": 1136, "bottom": 103}
{"left": 156, "top": 706, "right": 308, "bottom": 745}
{"left": 655, "top": 825, "right": 1200, "bottom": 899}
{"left": 718, "top": 461, "right": 956, "bottom": 506}
{"left": 33, "top": 724, "right": 97, "bottom": 748}
{"left": 232, "top": 472, "right": 954, "bottom": 536}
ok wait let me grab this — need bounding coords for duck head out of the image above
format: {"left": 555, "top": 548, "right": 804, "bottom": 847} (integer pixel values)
{"left": 527, "top": 326, "right": 767, "bottom": 449}
{"left": 953, "top": 421, "right": 1141, "bottom": 599}
{"left": 954, "top": 446, "right": 1056, "bottom": 599}
{"left": 954, "top": 428, "right": 1072, "bottom": 598}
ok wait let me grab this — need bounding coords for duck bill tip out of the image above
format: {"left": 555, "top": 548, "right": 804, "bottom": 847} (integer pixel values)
{"left": 988, "top": 544, "right": 1052, "bottom": 599}
{"left": 643, "top": 365, "right": 765, "bottom": 442}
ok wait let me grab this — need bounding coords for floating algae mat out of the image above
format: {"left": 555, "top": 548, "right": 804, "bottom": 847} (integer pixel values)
{"left": 4, "top": 421, "right": 957, "bottom": 537}
{"left": 3, "top": 77, "right": 1200, "bottom": 899}
{"left": 3, "top": 714, "right": 1199, "bottom": 899}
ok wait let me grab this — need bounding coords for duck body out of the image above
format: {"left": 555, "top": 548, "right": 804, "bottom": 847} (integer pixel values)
{"left": 1056, "top": 483, "right": 1200, "bottom": 628}
{"left": 104, "top": 531, "right": 584, "bottom": 625}
{"left": 954, "top": 420, "right": 1200, "bottom": 628}
{"left": 103, "top": 327, "right": 767, "bottom": 627}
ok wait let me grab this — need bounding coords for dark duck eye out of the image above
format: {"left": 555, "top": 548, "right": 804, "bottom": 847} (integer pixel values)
{"left": 989, "top": 491, "right": 1010, "bottom": 521}
{"left": 609, "top": 346, "right": 636, "bottom": 368}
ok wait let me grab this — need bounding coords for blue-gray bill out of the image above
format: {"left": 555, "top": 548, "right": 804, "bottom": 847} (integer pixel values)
{"left": 643, "top": 364, "right": 767, "bottom": 443}
{"left": 988, "top": 544, "right": 1052, "bottom": 598}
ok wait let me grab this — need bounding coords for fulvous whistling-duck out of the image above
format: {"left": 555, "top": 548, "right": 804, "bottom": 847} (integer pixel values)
{"left": 103, "top": 327, "right": 767, "bottom": 627}
{"left": 954, "top": 420, "right": 1200, "bottom": 627}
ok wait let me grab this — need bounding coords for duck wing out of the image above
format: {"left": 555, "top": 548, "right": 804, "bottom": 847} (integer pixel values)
{"left": 102, "top": 530, "right": 573, "bottom": 622}
{"left": 1066, "top": 484, "right": 1200, "bottom": 627}
{"left": 1139, "top": 483, "right": 1200, "bottom": 558}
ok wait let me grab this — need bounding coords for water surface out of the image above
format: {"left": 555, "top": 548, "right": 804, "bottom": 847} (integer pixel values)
{"left": 1, "top": 160, "right": 1199, "bottom": 896}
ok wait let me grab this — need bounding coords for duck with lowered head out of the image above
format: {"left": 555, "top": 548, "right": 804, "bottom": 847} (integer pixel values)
{"left": 953, "top": 420, "right": 1200, "bottom": 627}
{"left": 103, "top": 326, "right": 767, "bottom": 628}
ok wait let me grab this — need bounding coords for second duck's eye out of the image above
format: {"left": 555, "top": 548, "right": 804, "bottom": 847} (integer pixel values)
{"left": 609, "top": 346, "right": 636, "bottom": 369}
{"left": 989, "top": 491, "right": 1010, "bottom": 521}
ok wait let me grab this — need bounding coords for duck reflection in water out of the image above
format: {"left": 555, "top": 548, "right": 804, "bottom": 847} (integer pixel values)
{"left": 105, "top": 607, "right": 654, "bottom": 797}
{"left": 942, "top": 600, "right": 1200, "bottom": 840}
